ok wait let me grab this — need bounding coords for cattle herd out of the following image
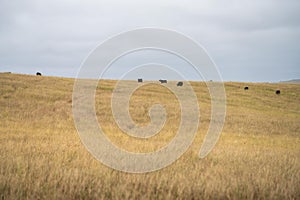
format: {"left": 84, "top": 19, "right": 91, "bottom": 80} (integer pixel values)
{"left": 244, "top": 85, "right": 281, "bottom": 95}
{"left": 33, "top": 73, "right": 282, "bottom": 94}
{"left": 137, "top": 79, "right": 281, "bottom": 94}
{"left": 138, "top": 78, "right": 183, "bottom": 87}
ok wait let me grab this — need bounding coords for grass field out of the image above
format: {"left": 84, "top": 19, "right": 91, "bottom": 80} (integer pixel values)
{"left": 0, "top": 73, "right": 299, "bottom": 199}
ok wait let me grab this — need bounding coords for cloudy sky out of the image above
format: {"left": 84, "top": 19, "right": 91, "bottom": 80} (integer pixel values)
{"left": 0, "top": 0, "right": 299, "bottom": 82}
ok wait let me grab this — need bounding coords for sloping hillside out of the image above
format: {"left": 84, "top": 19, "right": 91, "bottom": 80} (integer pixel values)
{"left": 0, "top": 73, "right": 299, "bottom": 199}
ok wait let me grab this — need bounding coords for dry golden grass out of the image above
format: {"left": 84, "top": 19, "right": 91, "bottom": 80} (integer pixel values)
{"left": 0, "top": 73, "right": 299, "bottom": 199}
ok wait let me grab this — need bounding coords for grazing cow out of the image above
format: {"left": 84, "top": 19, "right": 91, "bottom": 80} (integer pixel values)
{"left": 138, "top": 78, "right": 143, "bottom": 83}
{"left": 36, "top": 72, "right": 42, "bottom": 76}
{"left": 159, "top": 79, "right": 167, "bottom": 83}
{"left": 177, "top": 81, "right": 183, "bottom": 86}
{"left": 244, "top": 86, "right": 249, "bottom": 90}
{"left": 276, "top": 90, "right": 280, "bottom": 95}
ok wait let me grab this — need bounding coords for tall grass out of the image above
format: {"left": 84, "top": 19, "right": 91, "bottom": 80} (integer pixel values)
{"left": 0, "top": 73, "right": 299, "bottom": 199}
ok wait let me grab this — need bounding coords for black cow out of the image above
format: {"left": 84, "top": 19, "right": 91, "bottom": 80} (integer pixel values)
{"left": 177, "top": 81, "right": 183, "bottom": 86}
{"left": 36, "top": 72, "right": 42, "bottom": 76}
{"left": 276, "top": 90, "right": 280, "bottom": 95}
{"left": 244, "top": 86, "right": 249, "bottom": 90}
{"left": 159, "top": 79, "right": 167, "bottom": 83}
{"left": 138, "top": 78, "right": 143, "bottom": 83}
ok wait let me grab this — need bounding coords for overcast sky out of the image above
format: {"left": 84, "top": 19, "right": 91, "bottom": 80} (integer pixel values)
{"left": 0, "top": 0, "right": 299, "bottom": 82}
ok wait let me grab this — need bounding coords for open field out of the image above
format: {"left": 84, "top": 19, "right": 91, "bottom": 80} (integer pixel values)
{"left": 0, "top": 73, "right": 299, "bottom": 199}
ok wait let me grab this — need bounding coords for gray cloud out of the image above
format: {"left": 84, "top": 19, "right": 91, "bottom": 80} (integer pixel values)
{"left": 0, "top": 0, "right": 299, "bottom": 81}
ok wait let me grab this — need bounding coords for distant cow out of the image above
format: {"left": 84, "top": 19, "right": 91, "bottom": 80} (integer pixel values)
{"left": 244, "top": 86, "right": 249, "bottom": 90}
{"left": 159, "top": 79, "right": 167, "bottom": 84}
{"left": 177, "top": 81, "right": 183, "bottom": 86}
{"left": 276, "top": 90, "right": 280, "bottom": 95}
{"left": 36, "top": 72, "right": 42, "bottom": 76}
{"left": 138, "top": 78, "right": 143, "bottom": 83}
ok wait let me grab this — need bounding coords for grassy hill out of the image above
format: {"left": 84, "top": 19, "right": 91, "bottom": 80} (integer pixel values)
{"left": 281, "top": 79, "right": 300, "bottom": 84}
{"left": 0, "top": 73, "right": 299, "bottom": 199}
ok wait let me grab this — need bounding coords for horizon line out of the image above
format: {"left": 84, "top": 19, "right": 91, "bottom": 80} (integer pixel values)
{"left": 1, "top": 72, "right": 299, "bottom": 84}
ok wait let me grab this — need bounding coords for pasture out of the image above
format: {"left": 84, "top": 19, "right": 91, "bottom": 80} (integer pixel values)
{"left": 0, "top": 73, "right": 299, "bottom": 199}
